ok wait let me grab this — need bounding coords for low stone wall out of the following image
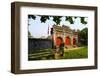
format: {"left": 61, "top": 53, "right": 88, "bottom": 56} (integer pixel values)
{"left": 28, "top": 38, "right": 52, "bottom": 54}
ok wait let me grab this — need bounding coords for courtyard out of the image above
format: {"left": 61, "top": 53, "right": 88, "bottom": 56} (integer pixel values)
{"left": 28, "top": 46, "right": 88, "bottom": 60}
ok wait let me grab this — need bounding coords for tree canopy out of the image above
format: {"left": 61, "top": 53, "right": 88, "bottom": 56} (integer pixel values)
{"left": 28, "top": 15, "right": 87, "bottom": 25}
{"left": 78, "top": 28, "right": 88, "bottom": 45}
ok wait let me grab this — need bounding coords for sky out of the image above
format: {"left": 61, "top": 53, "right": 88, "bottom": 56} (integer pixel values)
{"left": 28, "top": 15, "right": 88, "bottom": 38}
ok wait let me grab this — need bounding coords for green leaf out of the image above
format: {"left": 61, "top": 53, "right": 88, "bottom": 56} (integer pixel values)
{"left": 40, "top": 16, "right": 50, "bottom": 23}
{"left": 65, "top": 16, "right": 74, "bottom": 24}
{"left": 80, "top": 17, "right": 87, "bottom": 24}
{"left": 53, "top": 16, "right": 62, "bottom": 25}
{"left": 28, "top": 15, "right": 36, "bottom": 20}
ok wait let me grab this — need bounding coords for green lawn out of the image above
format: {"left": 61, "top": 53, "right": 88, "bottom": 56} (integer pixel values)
{"left": 28, "top": 48, "right": 54, "bottom": 60}
{"left": 62, "top": 46, "right": 88, "bottom": 59}
{"left": 28, "top": 46, "right": 88, "bottom": 60}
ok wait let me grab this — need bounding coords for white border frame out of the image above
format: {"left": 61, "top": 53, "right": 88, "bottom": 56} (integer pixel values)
{"left": 20, "top": 6, "right": 95, "bottom": 70}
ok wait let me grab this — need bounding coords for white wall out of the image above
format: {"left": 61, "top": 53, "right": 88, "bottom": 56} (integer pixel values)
{"left": 0, "top": 0, "right": 100, "bottom": 76}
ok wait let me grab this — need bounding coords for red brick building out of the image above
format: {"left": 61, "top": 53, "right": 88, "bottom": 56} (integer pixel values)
{"left": 51, "top": 25, "right": 79, "bottom": 49}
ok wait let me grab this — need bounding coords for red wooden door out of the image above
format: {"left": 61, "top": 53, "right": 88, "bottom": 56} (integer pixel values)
{"left": 73, "top": 38, "right": 76, "bottom": 45}
{"left": 65, "top": 37, "right": 71, "bottom": 45}
{"left": 56, "top": 37, "right": 62, "bottom": 46}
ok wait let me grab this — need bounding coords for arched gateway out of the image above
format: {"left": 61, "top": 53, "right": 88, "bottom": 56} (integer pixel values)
{"left": 65, "top": 36, "right": 71, "bottom": 45}
{"left": 73, "top": 38, "right": 76, "bottom": 45}
{"left": 51, "top": 25, "right": 78, "bottom": 49}
{"left": 56, "top": 37, "right": 63, "bottom": 46}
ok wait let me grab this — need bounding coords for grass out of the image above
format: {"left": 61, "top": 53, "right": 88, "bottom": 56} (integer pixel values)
{"left": 28, "top": 48, "right": 54, "bottom": 60}
{"left": 28, "top": 46, "right": 88, "bottom": 60}
{"left": 29, "top": 48, "right": 52, "bottom": 54}
{"left": 62, "top": 46, "right": 88, "bottom": 59}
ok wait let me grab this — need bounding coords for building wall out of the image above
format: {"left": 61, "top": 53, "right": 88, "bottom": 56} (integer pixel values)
{"left": 51, "top": 25, "right": 78, "bottom": 48}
